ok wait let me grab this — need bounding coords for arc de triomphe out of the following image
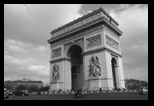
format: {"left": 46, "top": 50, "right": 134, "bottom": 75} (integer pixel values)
{"left": 48, "top": 7, "right": 125, "bottom": 91}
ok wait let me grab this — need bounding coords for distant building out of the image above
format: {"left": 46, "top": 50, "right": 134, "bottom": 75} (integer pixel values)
{"left": 4, "top": 79, "right": 44, "bottom": 90}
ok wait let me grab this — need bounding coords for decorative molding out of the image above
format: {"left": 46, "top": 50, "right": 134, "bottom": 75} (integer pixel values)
{"left": 50, "top": 7, "right": 119, "bottom": 35}
{"left": 49, "top": 57, "right": 71, "bottom": 64}
{"left": 102, "top": 17, "right": 122, "bottom": 35}
{"left": 103, "top": 25, "right": 119, "bottom": 39}
{"left": 64, "top": 39, "right": 84, "bottom": 57}
{"left": 86, "top": 34, "right": 102, "bottom": 49}
{"left": 64, "top": 42, "right": 73, "bottom": 53}
{"left": 82, "top": 47, "right": 122, "bottom": 57}
{"left": 48, "top": 16, "right": 122, "bottom": 47}
{"left": 74, "top": 38, "right": 84, "bottom": 49}
{"left": 48, "top": 17, "right": 104, "bottom": 44}
{"left": 86, "top": 77, "right": 113, "bottom": 81}
{"left": 50, "top": 81, "right": 63, "bottom": 84}
{"left": 50, "top": 24, "right": 104, "bottom": 48}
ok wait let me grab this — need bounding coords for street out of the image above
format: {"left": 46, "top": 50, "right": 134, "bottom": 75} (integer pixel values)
{"left": 5, "top": 92, "right": 148, "bottom": 100}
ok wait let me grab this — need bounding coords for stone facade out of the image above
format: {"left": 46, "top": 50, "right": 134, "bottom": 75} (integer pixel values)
{"left": 48, "top": 7, "right": 125, "bottom": 91}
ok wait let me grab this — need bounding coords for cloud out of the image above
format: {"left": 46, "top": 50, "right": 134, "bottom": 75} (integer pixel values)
{"left": 109, "top": 4, "right": 148, "bottom": 81}
{"left": 4, "top": 4, "right": 83, "bottom": 84}
{"left": 29, "top": 65, "right": 50, "bottom": 75}
{"left": 4, "top": 39, "right": 28, "bottom": 54}
{"left": 32, "top": 45, "right": 49, "bottom": 52}
{"left": 37, "top": 46, "right": 46, "bottom": 51}
{"left": 4, "top": 38, "right": 49, "bottom": 54}
{"left": 4, "top": 54, "right": 35, "bottom": 65}
{"left": 4, "top": 4, "right": 82, "bottom": 45}
{"left": 4, "top": 38, "right": 50, "bottom": 83}
{"left": 9, "top": 45, "right": 28, "bottom": 53}
{"left": 4, "top": 53, "right": 50, "bottom": 83}
{"left": 4, "top": 4, "right": 82, "bottom": 83}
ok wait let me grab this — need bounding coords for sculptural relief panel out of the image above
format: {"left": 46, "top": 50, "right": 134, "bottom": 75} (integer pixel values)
{"left": 105, "top": 34, "right": 120, "bottom": 51}
{"left": 88, "top": 56, "right": 101, "bottom": 77}
{"left": 52, "top": 64, "right": 60, "bottom": 81}
{"left": 52, "top": 47, "right": 61, "bottom": 58}
{"left": 51, "top": 45, "right": 64, "bottom": 61}
{"left": 50, "top": 24, "right": 103, "bottom": 49}
{"left": 84, "top": 52, "right": 106, "bottom": 81}
{"left": 86, "top": 34, "right": 102, "bottom": 49}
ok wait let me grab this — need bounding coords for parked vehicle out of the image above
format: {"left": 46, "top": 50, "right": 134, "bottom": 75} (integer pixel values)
{"left": 4, "top": 88, "right": 9, "bottom": 99}
{"left": 13, "top": 90, "right": 28, "bottom": 96}
{"left": 74, "top": 89, "right": 86, "bottom": 98}
{"left": 8, "top": 90, "right": 13, "bottom": 95}
{"left": 138, "top": 87, "right": 148, "bottom": 95}
{"left": 21, "top": 90, "right": 28, "bottom": 95}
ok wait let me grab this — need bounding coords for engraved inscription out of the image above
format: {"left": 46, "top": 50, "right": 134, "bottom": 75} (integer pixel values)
{"left": 52, "top": 48, "right": 61, "bottom": 58}
{"left": 106, "top": 35, "right": 119, "bottom": 51}
{"left": 86, "top": 34, "right": 101, "bottom": 49}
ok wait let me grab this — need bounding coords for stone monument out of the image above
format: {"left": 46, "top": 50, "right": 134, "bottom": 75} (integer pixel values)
{"left": 48, "top": 7, "right": 125, "bottom": 91}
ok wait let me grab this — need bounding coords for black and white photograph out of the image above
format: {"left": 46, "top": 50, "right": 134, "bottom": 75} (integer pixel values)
{"left": 4, "top": 4, "right": 148, "bottom": 100}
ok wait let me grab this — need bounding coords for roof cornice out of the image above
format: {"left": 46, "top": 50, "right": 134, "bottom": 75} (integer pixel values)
{"left": 48, "top": 16, "right": 122, "bottom": 44}
{"left": 50, "top": 7, "right": 119, "bottom": 35}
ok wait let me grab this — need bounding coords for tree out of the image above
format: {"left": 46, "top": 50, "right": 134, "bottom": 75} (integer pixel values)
{"left": 125, "top": 79, "right": 148, "bottom": 90}
{"left": 40, "top": 86, "right": 49, "bottom": 91}
{"left": 16, "top": 85, "right": 27, "bottom": 91}
{"left": 28, "top": 85, "right": 39, "bottom": 92}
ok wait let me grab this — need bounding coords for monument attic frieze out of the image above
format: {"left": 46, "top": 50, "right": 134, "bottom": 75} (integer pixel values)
{"left": 48, "top": 7, "right": 122, "bottom": 45}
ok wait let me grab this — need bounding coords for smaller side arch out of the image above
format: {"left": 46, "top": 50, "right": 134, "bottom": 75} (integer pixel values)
{"left": 111, "top": 57, "right": 118, "bottom": 89}
{"left": 111, "top": 57, "right": 117, "bottom": 66}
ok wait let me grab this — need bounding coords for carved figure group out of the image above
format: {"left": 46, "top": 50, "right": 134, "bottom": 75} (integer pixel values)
{"left": 89, "top": 56, "right": 101, "bottom": 77}
{"left": 52, "top": 64, "right": 60, "bottom": 81}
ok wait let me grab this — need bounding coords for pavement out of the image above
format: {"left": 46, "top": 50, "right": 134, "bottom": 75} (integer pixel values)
{"left": 4, "top": 91, "right": 148, "bottom": 100}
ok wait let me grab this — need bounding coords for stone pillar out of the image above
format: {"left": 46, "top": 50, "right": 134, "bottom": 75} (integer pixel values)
{"left": 83, "top": 55, "right": 89, "bottom": 90}
{"left": 118, "top": 57, "right": 125, "bottom": 88}
{"left": 104, "top": 51, "right": 113, "bottom": 90}
{"left": 64, "top": 59, "right": 71, "bottom": 91}
{"left": 114, "top": 64, "right": 120, "bottom": 88}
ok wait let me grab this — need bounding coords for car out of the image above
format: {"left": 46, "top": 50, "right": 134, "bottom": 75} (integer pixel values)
{"left": 138, "top": 87, "right": 148, "bottom": 95}
{"left": 12, "top": 90, "right": 28, "bottom": 96}
{"left": 8, "top": 90, "right": 13, "bottom": 95}
{"left": 21, "top": 90, "right": 28, "bottom": 96}
{"left": 4, "top": 88, "right": 9, "bottom": 99}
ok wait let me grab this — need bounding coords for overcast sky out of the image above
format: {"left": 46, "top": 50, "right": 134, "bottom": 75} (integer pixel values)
{"left": 4, "top": 4, "right": 148, "bottom": 84}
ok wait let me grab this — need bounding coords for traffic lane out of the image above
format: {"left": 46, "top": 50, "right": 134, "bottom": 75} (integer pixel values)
{"left": 5, "top": 93, "right": 148, "bottom": 100}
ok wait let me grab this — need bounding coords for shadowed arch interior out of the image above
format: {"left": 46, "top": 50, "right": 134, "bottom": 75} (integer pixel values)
{"left": 111, "top": 58, "right": 118, "bottom": 89}
{"left": 67, "top": 45, "right": 83, "bottom": 91}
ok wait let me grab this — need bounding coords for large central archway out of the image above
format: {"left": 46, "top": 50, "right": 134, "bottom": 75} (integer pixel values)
{"left": 67, "top": 45, "right": 83, "bottom": 91}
